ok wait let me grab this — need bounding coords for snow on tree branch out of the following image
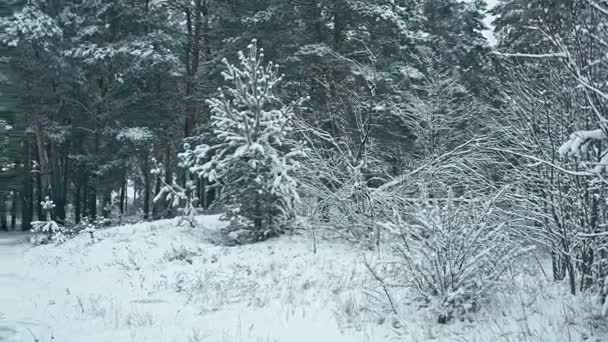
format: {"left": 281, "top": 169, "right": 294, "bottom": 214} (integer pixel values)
{"left": 0, "top": 5, "right": 62, "bottom": 47}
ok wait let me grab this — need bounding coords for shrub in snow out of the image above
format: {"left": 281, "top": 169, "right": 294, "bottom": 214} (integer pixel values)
{"left": 163, "top": 244, "right": 200, "bottom": 264}
{"left": 215, "top": 212, "right": 261, "bottom": 245}
{"left": 152, "top": 151, "right": 198, "bottom": 227}
{"left": 30, "top": 197, "right": 66, "bottom": 245}
{"left": 386, "top": 186, "right": 531, "bottom": 323}
{"left": 189, "top": 39, "right": 305, "bottom": 240}
{"left": 76, "top": 219, "right": 100, "bottom": 244}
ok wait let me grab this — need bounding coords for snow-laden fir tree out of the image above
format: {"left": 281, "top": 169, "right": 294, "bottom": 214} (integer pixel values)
{"left": 191, "top": 39, "right": 305, "bottom": 238}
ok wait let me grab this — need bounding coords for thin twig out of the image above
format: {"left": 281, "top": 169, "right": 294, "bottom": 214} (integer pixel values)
{"left": 363, "top": 257, "right": 404, "bottom": 329}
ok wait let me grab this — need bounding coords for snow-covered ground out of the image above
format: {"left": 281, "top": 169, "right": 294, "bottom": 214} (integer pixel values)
{"left": 0, "top": 216, "right": 605, "bottom": 341}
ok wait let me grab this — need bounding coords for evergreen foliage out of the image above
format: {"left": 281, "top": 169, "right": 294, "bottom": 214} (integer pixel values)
{"left": 191, "top": 40, "right": 304, "bottom": 237}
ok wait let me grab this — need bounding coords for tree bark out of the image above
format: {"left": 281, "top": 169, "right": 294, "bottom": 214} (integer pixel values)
{"left": 82, "top": 171, "right": 89, "bottom": 219}
{"left": 34, "top": 124, "right": 50, "bottom": 197}
{"left": 201, "top": 178, "right": 207, "bottom": 209}
{"left": 89, "top": 181, "right": 97, "bottom": 220}
{"left": 34, "top": 142, "right": 43, "bottom": 221}
{"left": 119, "top": 175, "right": 126, "bottom": 217}
{"left": 164, "top": 146, "right": 174, "bottom": 218}
{"left": 10, "top": 191, "right": 17, "bottom": 230}
{"left": 102, "top": 191, "right": 112, "bottom": 218}
{"left": 89, "top": 131, "right": 100, "bottom": 220}
{"left": 21, "top": 137, "right": 33, "bottom": 231}
{"left": 74, "top": 172, "right": 82, "bottom": 224}
{"left": 183, "top": 0, "right": 205, "bottom": 137}
{"left": 51, "top": 140, "right": 68, "bottom": 224}
{"left": 152, "top": 174, "right": 161, "bottom": 219}
{"left": 142, "top": 155, "right": 151, "bottom": 220}
{"left": 0, "top": 192, "right": 7, "bottom": 231}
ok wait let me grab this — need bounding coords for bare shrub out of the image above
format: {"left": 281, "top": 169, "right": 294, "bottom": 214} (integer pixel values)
{"left": 384, "top": 186, "right": 531, "bottom": 323}
{"left": 163, "top": 244, "right": 200, "bottom": 264}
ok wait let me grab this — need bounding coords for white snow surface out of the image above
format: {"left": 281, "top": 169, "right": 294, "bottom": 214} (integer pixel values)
{"left": 0, "top": 215, "right": 604, "bottom": 341}
{"left": 0, "top": 216, "right": 388, "bottom": 342}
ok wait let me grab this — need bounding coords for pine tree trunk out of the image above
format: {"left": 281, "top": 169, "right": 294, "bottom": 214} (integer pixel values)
{"left": 51, "top": 145, "right": 67, "bottom": 224}
{"left": 10, "top": 191, "right": 17, "bottom": 230}
{"left": 89, "top": 183, "right": 97, "bottom": 220}
{"left": 101, "top": 191, "right": 111, "bottom": 219}
{"left": 183, "top": 0, "right": 204, "bottom": 137}
{"left": 58, "top": 140, "right": 69, "bottom": 223}
{"left": 152, "top": 175, "right": 161, "bottom": 219}
{"left": 197, "top": 178, "right": 202, "bottom": 208}
{"left": 133, "top": 183, "right": 138, "bottom": 214}
{"left": 74, "top": 173, "right": 82, "bottom": 224}
{"left": 21, "top": 137, "right": 33, "bottom": 231}
{"left": 142, "top": 156, "right": 151, "bottom": 220}
{"left": 89, "top": 131, "right": 99, "bottom": 220}
{"left": 0, "top": 192, "right": 7, "bottom": 231}
{"left": 119, "top": 175, "right": 126, "bottom": 217}
{"left": 254, "top": 192, "right": 262, "bottom": 231}
{"left": 201, "top": 178, "right": 207, "bottom": 209}
{"left": 82, "top": 172, "right": 89, "bottom": 219}
{"left": 164, "top": 147, "right": 174, "bottom": 218}
{"left": 34, "top": 124, "right": 50, "bottom": 197}
{"left": 35, "top": 143, "right": 43, "bottom": 221}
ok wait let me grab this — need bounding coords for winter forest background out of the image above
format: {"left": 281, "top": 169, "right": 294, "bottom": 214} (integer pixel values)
{"left": 3, "top": 0, "right": 608, "bottom": 340}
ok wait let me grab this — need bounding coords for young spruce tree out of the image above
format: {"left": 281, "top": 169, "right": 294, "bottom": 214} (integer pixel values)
{"left": 192, "top": 39, "right": 304, "bottom": 238}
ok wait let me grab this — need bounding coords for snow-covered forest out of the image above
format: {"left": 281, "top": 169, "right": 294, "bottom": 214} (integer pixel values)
{"left": 2, "top": 0, "right": 608, "bottom": 341}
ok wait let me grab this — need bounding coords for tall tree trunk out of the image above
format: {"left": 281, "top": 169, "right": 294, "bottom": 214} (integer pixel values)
{"left": 89, "top": 181, "right": 97, "bottom": 220}
{"left": 152, "top": 174, "right": 161, "bottom": 219}
{"left": 184, "top": 0, "right": 205, "bottom": 137}
{"left": 102, "top": 191, "right": 112, "bottom": 218}
{"left": 10, "top": 191, "right": 17, "bottom": 230}
{"left": 51, "top": 141, "right": 68, "bottom": 224}
{"left": 133, "top": 183, "right": 138, "bottom": 214}
{"left": 82, "top": 172, "right": 89, "bottom": 219}
{"left": 164, "top": 146, "right": 174, "bottom": 218}
{"left": 60, "top": 140, "right": 69, "bottom": 223}
{"left": 142, "top": 155, "right": 151, "bottom": 220}
{"left": 21, "top": 137, "right": 33, "bottom": 231}
{"left": 201, "top": 178, "right": 207, "bottom": 209}
{"left": 74, "top": 172, "right": 82, "bottom": 224}
{"left": 207, "top": 182, "right": 216, "bottom": 208}
{"left": 34, "top": 124, "right": 50, "bottom": 197}
{"left": 197, "top": 178, "right": 202, "bottom": 208}
{"left": 89, "top": 132, "right": 100, "bottom": 220}
{"left": 0, "top": 192, "right": 7, "bottom": 231}
{"left": 34, "top": 143, "right": 43, "bottom": 221}
{"left": 119, "top": 175, "right": 126, "bottom": 217}
{"left": 566, "top": 254, "right": 576, "bottom": 295}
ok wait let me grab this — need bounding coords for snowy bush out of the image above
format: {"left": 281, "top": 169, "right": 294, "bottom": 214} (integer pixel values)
{"left": 77, "top": 219, "right": 100, "bottom": 244}
{"left": 189, "top": 39, "right": 305, "bottom": 239}
{"left": 152, "top": 150, "right": 198, "bottom": 227}
{"left": 163, "top": 244, "right": 200, "bottom": 264}
{"left": 386, "top": 186, "right": 531, "bottom": 323}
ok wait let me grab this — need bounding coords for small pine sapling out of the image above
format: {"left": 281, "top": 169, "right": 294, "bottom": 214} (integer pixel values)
{"left": 30, "top": 196, "right": 66, "bottom": 245}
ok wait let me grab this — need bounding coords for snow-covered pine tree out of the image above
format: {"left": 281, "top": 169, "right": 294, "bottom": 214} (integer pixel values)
{"left": 191, "top": 39, "right": 305, "bottom": 239}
